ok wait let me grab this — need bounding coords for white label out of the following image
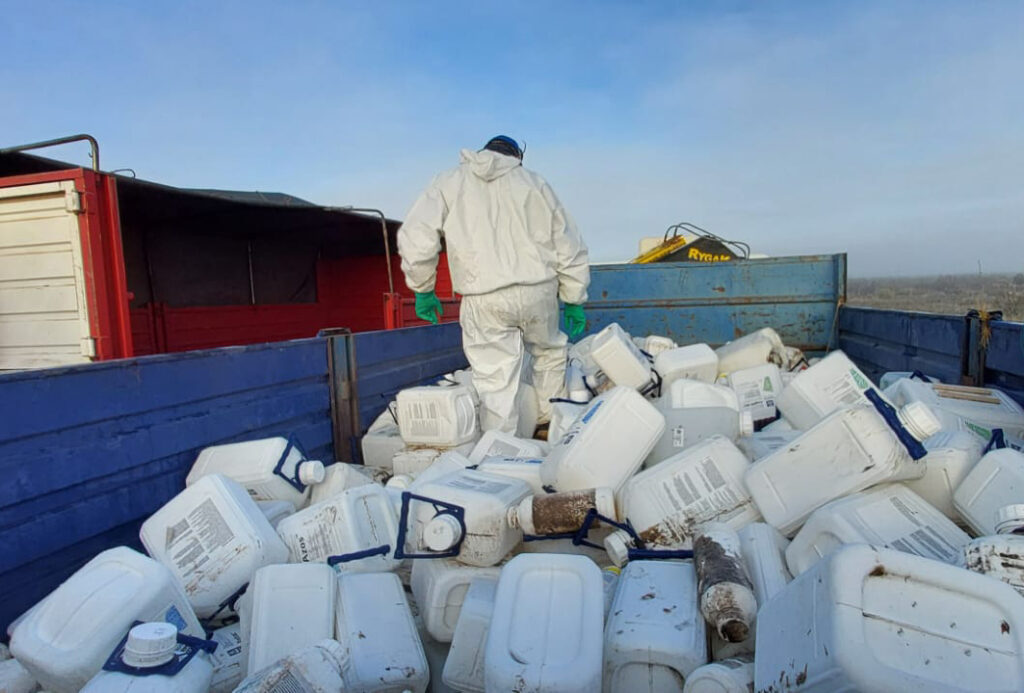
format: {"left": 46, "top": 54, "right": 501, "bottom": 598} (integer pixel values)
{"left": 736, "top": 377, "right": 777, "bottom": 420}
{"left": 824, "top": 373, "right": 865, "bottom": 407}
{"left": 659, "top": 457, "right": 745, "bottom": 523}
{"left": 406, "top": 401, "right": 441, "bottom": 438}
{"left": 444, "top": 475, "right": 516, "bottom": 496}
{"left": 165, "top": 498, "right": 236, "bottom": 579}
{"left": 672, "top": 425, "right": 686, "bottom": 448}
{"left": 857, "top": 495, "right": 961, "bottom": 563}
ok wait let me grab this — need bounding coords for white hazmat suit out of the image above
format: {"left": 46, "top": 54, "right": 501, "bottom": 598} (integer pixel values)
{"left": 398, "top": 148, "right": 590, "bottom": 433}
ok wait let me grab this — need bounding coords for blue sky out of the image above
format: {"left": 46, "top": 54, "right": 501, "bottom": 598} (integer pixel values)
{"left": 3, "top": 1, "right": 1022, "bottom": 276}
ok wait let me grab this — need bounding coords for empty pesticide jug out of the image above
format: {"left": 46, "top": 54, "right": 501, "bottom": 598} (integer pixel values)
{"left": 963, "top": 506, "right": 1024, "bottom": 596}
{"left": 0, "top": 658, "right": 37, "bottom": 693}
{"left": 541, "top": 386, "right": 665, "bottom": 493}
{"left": 590, "top": 322, "right": 654, "bottom": 390}
{"left": 396, "top": 385, "right": 479, "bottom": 446}
{"left": 784, "top": 483, "right": 971, "bottom": 575}
{"left": 755, "top": 544, "right": 1024, "bottom": 693}
{"left": 646, "top": 381, "right": 754, "bottom": 467}
{"left": 726, "top": 363, "right": 783, "bottom": 425}
{"left": 954, "top": 447, "right": 1024, "bottom": 536}
{"left": 745, "top": 400, "right": 941, "bottom": 535}
{"left": 737, "top": 522, "right": 792, "bottom": 606}
{"left": 636, "top": 334, "right": 678, "bottom": 357}
{"left": 207, "top": 623, "right": 244, "bottom": 693}
{"left": 476, "top": 456, "right": 546, "bottom": 494}
{"left": 335, "top": 572, "right": 428, "bottom": 693}
{"left": 607, "top": 436, "right": 760, "bottom": 564}
{"left": 234, "top": 640, "right": 347, "bottom": 693}
{"left": 275, "top": 483, "right": 400, "bottom": 572}
{"left": 905, "top": 430, "right": 985, "bottom": 522}
{"left": 682, "top": 657, "right": 754, "bottom": 693}
{"left": 308, "top": 462, "right": 374, "bottom": 505}
{"left": 140, "top": 475, "right": 288, "bottom": 619}
{"left": 654, "top": 343, "right": 719, "bottom": 387}
{"left": 715, "top": 327, "right": 785, "bottom": 374}
{"left": 603, "top": 560, "right": 708, "bottom": 693}
{"left": 485, "top": 554, "right": 603, "bottom": 693}
{"left": 186, "top": 437, "right": 325, "bottom": 509}
{"left": 735, "top": 429, "right": 801, "bottom": 462}
{"left": 411, "top": 559, "right": 501, "bottom": 643}
{"left": 79, "top": 622, "right": 215, "bottom": 693}
{"left": 255, "top": 500, "right": 295, "bottom": 529}
{"left": 885, "top": 378, "right": 1024, "bottom": 440}
{"left": 11, "top": 547, "right": 204, "bottom": 693}
{"left": 467, "top": 430, "right": 547, "bottom": 464}
{"left": 510, "top": 487, "right": 616, "bottom": 537}
{"left": 361, "top": 409, "right": 405, "bottom": 471}
{"left": 776, "top": 350, "right": 885, "bottom": 429}
{"left": 694, "top": 524, "right": 757, "bottom": 644}
{"left": 547, "top": 400, "right": 587, "bottom": 445}
{"left": 443, "top": 576, "right": 498, "bottom": 693}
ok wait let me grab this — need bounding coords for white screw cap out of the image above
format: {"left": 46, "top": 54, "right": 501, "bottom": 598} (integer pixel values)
{"left": 996, "top": 505, "right": 1024, "bottom": 534}
{"left": 424, "top": 514, "right": 463, "bottom": 551}
{"left": 122, "top": 622, "right": 178, "bottom": 668}
{"left": 298, "top": 460, "right": 326, "bottom": 485}
{"left": 593, "top": 487, "right": 617, "bottom": 521}
{"left": 385, "top": 474, "right": 413, "bottom": 490}
{"left": 897, "top": 402, "right": 941, "bottom": 441}
{"left": 603, "top": 529, "right": 632, "bottom": 567}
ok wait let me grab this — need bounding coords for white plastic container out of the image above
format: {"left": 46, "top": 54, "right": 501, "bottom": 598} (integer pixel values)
{"left": 511, "top": 487, "right": 617, "bottom": 537}
{"left": 247, "top": 563, "right": 337, "bottom": 673}
{"left": 682, "top": 657, "right": 754, "bottom": 693}
{"left": 361, "top": 408, "right": 405, "bottom": 470}
{"left": 602, "top": 566, "right": 620, "bottom": 617}
{"left": 953, "top": 447, "right": 1024, "bottom": 536}
{"left": 255, "top": 499, "right": 295, "bottom": 529}
{"left": 715, "top": 327, "right": 785, "bottom": 374}
{"left": 467, "top": 429, "right": 546, "bottom": 464}
{"left": 547, "top": 400, "right": 586, "bottom": 445}
{"left": 395, "top": 385, "right": 479, "bottom": 446}
{"left": 636, "top": 334, "right": 678, "bottom": 357}
{"left": 10, "top": 547, "right": 204, "bottom": 693}
{"left": 905, "top": 430, "right": 985, "bottom": 522}
{"left": 485, "top": 554, "right": 603, "bottom": 693}
{"left": 392, "top": 441, "right": 475, "bottom": 477}
{"left": 275, "top": 483, "right": 400, "bottom": 571}
{"left": 603, "top": 560, "right": 707, "bottom": 692}
{"left": 745, "top": 402, "right": 941, "bottom": 535}
{"left": 569, "top": 334, "right": 600, "bottom": 375}
{"left": 964, "top": 531, "right": 1024, "bottom": 596}
{"left": 186, "top": 437, "right": 325, "bottom": 508}
{"left": 411, "top": 559, "right": 501, "bottom": 643}
{"left": 234, "top": 640, "right": 348, "bottom": 693}
{"left": 207, "top": 623, "right": 244, "bottom": 693}
{"left": 737, "top": 522, "right": 792, "bottom": 606}
{"left": 694, "top": 524, "right": 758, "bottom": 644}
{"left": 335, "top": 572, "right": 429, "bottom": 693}
{"left": 140, "top": 474, "right": 288, "bottom": 618}
{"left": 79, "top": 622, "right": 213, "bottom": 693}
{"left": 646, "top": 403, "right": 753, "bottom": 467}
{"left": 885, "top": 378, "right": 1024, "bottom": 439}
{"left": 654, "top": 343, "right": 719, "bottom": 387}
{"left": 442, "top": 575, "right": 498, "bottom": 693}
{"left": 755, "top": 544, "right": 1024, "bottom": 692}
{"left": 476, "top": 456, "right": 546, "bottom": 495}
{"left": 735, "top": 429, "right": 801, "bottom": 462}
{"left": 785, "top": 483, "right": 972, "bottom": 575}
{"left": 566, "top": 361, "right": 592, "bottom": 403}
{"left": 661, "top": 379, "right": 741, "bottom": 410}
{"left": 607, "top": 436, "right": 760, "bottom": 564}
{"left": 308, "top": 462, "right": 374, "bottom": 504}
{"left": 0, "top": 658, "right": 39, "bottom": 693}
{"left": 590, "top": 323, "right": 654, "bottom": 390}
{"left": 541, "top": 386, "right": 665, "bottom": 492}
{"left": 727, "top": 363, "right": 783, "bottom": 423}
{"left": 776, "top": 350, "right": 885, "bottom": 429}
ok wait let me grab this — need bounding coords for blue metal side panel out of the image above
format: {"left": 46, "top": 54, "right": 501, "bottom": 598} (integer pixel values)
{"left": 984, "top": 321, "right": 1024, "bottom": 404}
{"left": 586, "top": 254, "right": 846, "bottom": 351}
{"left": 0, "top": 338, "right": 332, "bottom": 633}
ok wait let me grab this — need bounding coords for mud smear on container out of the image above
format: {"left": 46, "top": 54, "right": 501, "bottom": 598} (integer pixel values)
{"left": 694, "top": 531, "right": 755, "bottom": 643}
{"left": 530, "top": 489, "right": 602, "bottom": 535}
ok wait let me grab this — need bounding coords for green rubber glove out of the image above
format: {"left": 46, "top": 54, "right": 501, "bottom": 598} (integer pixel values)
{"left": 563, "top": 303, "right": 587, "bottom": 340}
{"left": 414, "top": 291, "right": 443, "bottom": 324}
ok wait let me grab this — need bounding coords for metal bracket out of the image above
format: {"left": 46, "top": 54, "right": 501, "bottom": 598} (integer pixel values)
{"left": 321, "top": 328, "right": 361, "bottom": 463}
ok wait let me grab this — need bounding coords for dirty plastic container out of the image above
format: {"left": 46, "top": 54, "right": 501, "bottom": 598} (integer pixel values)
{"left": 395, "top": 449, "right": 475, "bottom": 490}
{"left": 785, "top": 483, "right": 971, "bottom": 575}
{"left": 963, "top": 508, "right": 1024, "bottom": 596}
{"left": 776, "top": 350, "right": 885, "bottom": 429}
{"left": 442, "top": 575, "right": 498, "bottom": 693}
{"left": 234, "top": 639, "right": 348, "bottom": 693}
{"left": 715, "top": 327, "right": 785, "bottom": 374}
{"left": 255, "top": 499, "right": 295, "bottom": 529}
{"left": 207, "top": 623, "right": 244, "bottom": 693}
{"left": 735, "top": 429, "right": 801, "bottom": 462}
{"left": 885, "top": 378, "right": 1024, "bottom": 440}
{"left": 0, "top": 658, "right": 37, "bottom": 693}
{"left": 661, "top": 379, "right": 742, "bottom": 410}
{"left": 755, "top": 544, "right": 1024, "bottom": 693}
{"left": 603, "top": 560, "right": 707, "bottom": 692}
{"left": 485, "top": 554, "right": 603, "bottom": 693}
{"left": 590, "top": 322, "right": 654, "bottom": 390}
{"left": 361, "top": 409, "right": 405, "bottom": 470}
{"left": 607, "top": 436, "right": 760, "bottom": 563}
{"left": 737, "top": 522, "right": 792, "bottom": 606}
{"left": 548, "top": 400, "right": 587, "bottom": 445}
{"left": 411, "top": 559, "right": 501, "bottom": 643}
{"left": 186, "top": 437, "right": 325, "bottom": 509}
{"left": 392, "top": 441, "right": 476, "bottom": 477}
{"left": 905, "top": 430, "right": 985, "bottom": 522}
{"left": 247, "top": 564, "right": 337, "bottom": 673}
{"left": 954, "top": 447, "right": 1024, "bottom": 536}
{"left": 335, "top": 572, "right": 428, "bottom": 693}
{"left": 141, "top": 474, "right": 288, "bottom": 619}
{"left": 476, "top": 456, "right": 546, "bottom": 494}
{"left": 541, "top": 386, "right": 665, "bottom": 492}
{"left": 510, "top": 487, "right": 617, "bottom": 536}
{"left": 308, "top": 462, "right": 374, "bottom": 504}
{"left": 275, "top": 483, "right": 400, "bottom": 571}
{"left": 654, "top": 343, "right": 720, "bottom": 387}
{"left": 79, "top": 622, "right": 214, "bottom": 693}
{"left": 694, "top": 524, "right": 757, "bottom": 644}
{"left": 727, "top": 363, "right": 783, "bottom": 424}
{"left": 10, "top": 547, "right": 204, "bottom": 693}
{"left": 396, "top": 385, "right": 479, "bottom": 446}
{"left": 745, "top": 401, "right": 941, "bottom": 535}
{"left": 467, "top": 429, "right": 547, "bottom": 464}
{"left": 682, "top": 657, "right": 754, "bottom": 693}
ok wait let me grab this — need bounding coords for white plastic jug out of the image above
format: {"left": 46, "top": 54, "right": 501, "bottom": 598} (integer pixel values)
{"left": 735, "top": 429, "right": 801, "bottom": 462}
{"left": 476, "top": 456, "right": 546, "bottom": 495}
{"left": 963, "top": 508, "right": 1024, "bottom": 596}
{"left": 646, "top": 401, "right": 753, "bottom": 467}
{"left": 754, "top": 544, "right": 1024, "bottom": 693}
{"left": 485, "top": 554, "right": 603, "bottom": 693}
{"left": 603, "top": 560, "right": 707, "bottom": 692}
{"left": 361, "top": 408, "right": 405, "bottom": 471}
{"left": 694, "top": 524, "right": 758, "bottom": 644}
{"left": 885, "top": 378, "right": 1024, "bottom": 440}
{"left": 255, "top": 499, "right": 295, "bottom": 529}
{"left": 396, "top": 385, "right": 479, "bottom": 447}
{"left": 715, "top": 327, "right": 785, "bottom": 374}
{"left": 635, "top": 334, "right": 678, "bottom": 357}
{"left": 275, "top": 483, "right": 400, "bottom": 572}
{"left": 246, "top": 563, "right": 337, "bottom": 673}
{"left": 442, "top": 575, "right": 498, "bottom": 693}
{"left": 661, "top": 379, "right": 741, "bottom": 410}
{"left": 308, "top": 462, "right": 374, "bottom": 505}
{"left": 590, "top": 322, "right": 654, "bottom": 390}
{"left": 467, "top": 430, "right": 547, "bottom": 464}
{"left": 335, "top": 572, "right": 429, "bottom": 693}
{"left": 776, "top": 350, "right": 885, "bottom": 429}
{"left": 79, "top": 622, "right": 214, "bottom": 693}
{"left": 547, "top": 400, "right": 587, "bottom": 445}
{"left": 784, "top": 483, "right": 972, "bottom": 575}
{"left": 510, "top": 487, "right": 617, "bottom": 537}
{"left": 207, "top": 623, "right": 244, "bottom": 693}
{"left": 234, "top": 639, "right": 348, "bottom": 693}
{"left": 0, "top": 658, "right": 37, "bottom": 693}
{"left": 411, "top": 559, "right": 501, "bottom": 643}
{"left": 186, "top": 437, "right": 325, "bottom": 509}
{"left": 905, "top": 430, "right": 985, "bottom": 522}
{"left": 654, "top": 343, "right": 719, "bottom": 387}
{"left": 726, "top": 363, "right": 783, "bottom": 424}
{"left": 745, "top": 401, "right": 941, "bottom": 535}
{"left": 541, "top": 386, "right": 666, "bottom": 492}
{"left": 140, "top": 474, "right": 288, "bottom": 619}
{"left": 10, "top": 547, "right": 204, "bottom": 693}
{"left": 737, "top": 522, "right": 792, "bottom": 606}
{"left": 682, "top": 657, "right": 754, "bottom": 693}
{"left": 606, "top": 436, "right": 760, "bottom": 564}
{"left": 953, "top": 447, "right": 1024, "bottom": 536}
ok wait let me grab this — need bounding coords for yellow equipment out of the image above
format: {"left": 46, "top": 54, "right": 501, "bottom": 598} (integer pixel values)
{"left": 631, "top": 222, "right": 750, "bottom": 264}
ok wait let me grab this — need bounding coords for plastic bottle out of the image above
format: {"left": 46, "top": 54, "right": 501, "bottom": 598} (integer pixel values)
{"left": 233, "top": 639, "right": 348, "bottom": 693}
{"left": 140, "top": 475, "right": 288, "bottom": 619}
{"left": 963, "top": 505, "right": 1024, "bottom": 596}
{"left": 654, "top": 343, "right": 720, "bottom": 386}
{"left": 603, "top": 560, "right": 708, "bottom": 692}
{"left": 682, "top": 657, "right": 755, "bottom": 693}
{"left": 714, "top": 327, "right": 785, "bottom": 374}
{"left": 395, "top": 385, "right": 479, "bottom": 446}
{"left": 776, "top": 350, "right": 886, "bottom": 429}
{"left": 207, "top": 623, "right": 244, "bottom": 693}
{"left": 79, "top": 622, "right": 214, "bottom": 693}
{"left": 755, "top": 544, "right": 1024, "bottom": 692}
{"left": 736, "top": 522, "right": 792, "bottom": 606}
{"left": 953, "top": 447, "right": 1024, "bottom": 536}
{"left": 467, "top": 429, "right": 547, "bottom": 464}
{"left": 509, "top": 487, "right": 616, "bottom": 536}
{"left": 410, "top": 559, "right": 501, "bottom": 643}
{"left": 745, "top": 401, "right": 940, "bottom": 535}
{"left": 726, "top": 363, "right": 784, "bottom": 425}
{"left": 485, "top": 554, "right": 603, "bottom": 693}
{"left": 361, "top": 408, "right": 405, "bottom": 471}
{"left": 735, "top": 429, "right": 801, "bottom": 462}
{"left": 11, "top": 547, "right": 204, "bottom": 693}
{"left": 255, "top": 500, "right": 295, "bottom": 529}
{"left": 547, "top": 400, "right": 587, "bottom": 445}
{"left": 475, "top": 456, "right": 546, "bottom": 494}
{"left": 885, "top": 378, "right": 1024, "bottom": 440}
{"left": 186, "top": 437, "right": 325, "bottom": 509}
{"left": 541, "top": 386, "right": 666, "bottom": 493}
{"left": 606, "top": 436, "right": 760, "bottom": 564}
{"left": 308, "top": 462, "right": 374, "bottom": 504}
{"left": 784, "top": 483, "right": 971, "bottom": 575}
{"left": 0, "top": 658, "right": 39, "bottom": 693}
{"left": 442, "top": 576, "right": 498, "bottom": 693}
{"left": 335, "top": 572, "right": 429, "bottom": 693}
{"left": 693, "top": 523, "right": 757, "bottom": 643}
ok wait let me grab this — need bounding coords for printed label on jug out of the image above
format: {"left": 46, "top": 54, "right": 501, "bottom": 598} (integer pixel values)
{"left": 825, "top": 373, "right": 866, "bottom": 407}
{"left": 659, "top": 458, "right": 746, "bottom": 523}
{"left": 166, "top": 498, "right": 236, "bottom": 577}
{"left": 672, "top": 426, "right": 686, "bottom": 448}
{"left": 164, "top": 604, "right": 188, "bottom": 631}
{"left": 856, "top": 494, "right": 962, "bottom": 563}
{"left": 736, "top": 379, "right": 776, "bottom": 419}
{"left": 406, "top": 401, "right": 442, "bottom": 438}
{"left": 444, "top": 475, "right": 515, "bottom": 496}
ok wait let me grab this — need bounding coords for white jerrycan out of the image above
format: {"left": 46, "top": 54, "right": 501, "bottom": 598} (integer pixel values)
{"left": 467, "top": 429, "right": 547, "bottom": 464}
{"left": 654, "top": 343, "right": 719, "bottom": 386}
{"left": 714, "top": 327, "right": 785, "bottom": 374}
{"left": 395, "top": 385, "right": 479, "bottom": 446}
{"left": 186, "top": 436, "right": 325, "bottom": 508}
{"left": 636, "top": 334, "right": 678, "bottom": 356}
{"left": 10, "top": 547, "right": 203, "bottom": 693}
{"left": 207, "top": 622, "right": 244, "bottom": 693}
{"left": 361, "top": 408, "right": 405, "bottom": 471}
{"left": 646, "top": 380, "right": 753, "bottom": 466}
{"left": 954, "top": 447, "right": 1024, "bottom": 536}
{"left": 79, "top": 622, "right": 214, "bottom": 693}
{"left": 903, "top": 430, "right": 985, "bottom": 522}
{"left": 476, "top": 456, "right": 546, "bottom": 494}
{"left": 275, "top": 483, "right": 401, "bottom": 572}
{"left": 234, "top": 639, "right": 348, "bottom": 693}
{"left": 745, "top": 399, "right": 941, "bottom": 535}
{"left": 485, "top": 554, "right": 603, "bottom": 693}
{"left": 0, "top": 658, "right": 37, "bottom": 693}
{"left": 410, "top": 558, "right": 501, "bottom": 643}
{"left": 590, "top": 322, "right": 654, "bottom": 390}
{"left": 726, "top": 363, "right": 784, "bottom": 424}
{"left": 443, "top": 576, "right": 499, "bottom": 693}
{"left": 140, "top": 474, "right": 288, "bottom": 619}
{"left": 603, "top": 560, "right": 707, "bottom": 693}
{"left": 308, "top": 462, "right": 374, "bottom": 505}
{"left": 755, "top": 544, "right": 1024, "bottom": 693}
{"left": 776, "top": 349, "right": 886, "bottom": 429}
{"left": 885, "top": 378, "right": 1024, "bottom": 439}
{"left": 963, "top": 505, "right": 1024, "bottom": 596}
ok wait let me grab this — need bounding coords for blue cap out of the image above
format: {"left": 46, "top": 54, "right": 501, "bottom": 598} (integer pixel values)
{"left": 483, "top": 136, "right": 523, "bottom": 160}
